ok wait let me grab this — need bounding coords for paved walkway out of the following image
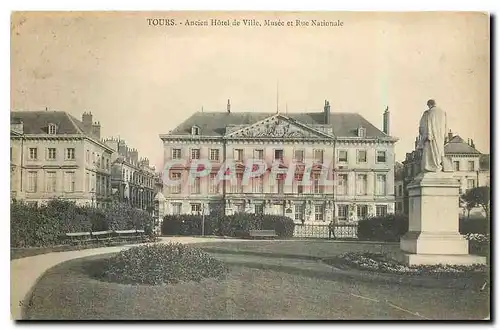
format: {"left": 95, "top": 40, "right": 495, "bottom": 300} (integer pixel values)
{"left": 10, "top": 237, "right": 233, "bottom": 320}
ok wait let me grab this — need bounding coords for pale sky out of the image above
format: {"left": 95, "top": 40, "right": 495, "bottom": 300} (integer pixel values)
{"left": 11, "top": 11, "right": 490, "bottom": 170}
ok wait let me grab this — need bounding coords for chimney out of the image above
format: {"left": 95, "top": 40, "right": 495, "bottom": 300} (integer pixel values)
{"left": 448, "top": 129, "right": 453, "bottom": 142}
{"left": 130, "top": 148, "right": 139, "bottom": 164}
{"left": 118, "top": 140, "right": 128, "bottom": 158}
{"left": 324, "top": 100, "right": 331, "bottom": 125}
{"left": 92, "top": 121, "right": 101, "bottom": 139}
{"left": 227, "top": 99, "right": 231, "bottom": 113}
{"left": 383, "top": 106, "right": 390, "bottom": 135}
{"left": 471, "top": 139, "right": 475, "bottom": 148}
{"left": 82, "top": 112, "right": 93, "bottom": 133}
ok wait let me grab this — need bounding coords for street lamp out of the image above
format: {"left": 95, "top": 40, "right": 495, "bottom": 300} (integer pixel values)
{"left": 201, "top": 203, "right": 206, "bottom": 236}
{"left": 91, "top": 188, "right": 95, "bottom": 208}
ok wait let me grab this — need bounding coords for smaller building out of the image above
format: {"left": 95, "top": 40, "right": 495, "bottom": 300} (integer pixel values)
{"left": 104, "top": 138, "right": 157, "bottom": 212}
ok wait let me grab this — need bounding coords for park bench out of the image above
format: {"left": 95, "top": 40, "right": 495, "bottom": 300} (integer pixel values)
{"left": 91, "top": 230, "right": 114, "bottom": 245}
{"left": 248, "top": 230, "right": 277, "bottom": 239}
{"left": 114, "top": 229, "right": 145, "bottom": 243}
{"left": 65, "top": 232, "right": 93, "bottom": 246}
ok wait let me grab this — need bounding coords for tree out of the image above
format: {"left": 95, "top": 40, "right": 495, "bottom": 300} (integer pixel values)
{"left": 461, "top": 186, "right": 490, "bottom": 219}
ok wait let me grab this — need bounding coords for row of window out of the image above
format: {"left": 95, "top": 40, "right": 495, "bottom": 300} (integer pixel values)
{"left": 86, "top": 149, "right": 110, "bottom": 171}
{"left": 26, "top": 171, "right": 76, "bottom": 193}
{"left": 28, "top": 147, "right": 76, "bottom": 161}
{"left": 172, "top": 202, "right": 388, "bottom": 221}
{"left": 172, "top": 148, "right": 388, "bottom": 163}
{"left": 453, "top": 160, "right": 476, "bottom": 172}
{"left": 168, "top": 173, "right": 387, "bottom": 195}
{"left": 121, "top": 168, "right": 154, "bottom": 187}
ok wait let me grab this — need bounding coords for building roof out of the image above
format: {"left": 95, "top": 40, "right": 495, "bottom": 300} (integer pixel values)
{"left": 10, "top": 111, "right": 85, "bottom": 135}
{"left": 444, "top": 135, "right": 481, "bottom": 155}
{"left": 168, "top": 111, "right": 387, "bottom": 138}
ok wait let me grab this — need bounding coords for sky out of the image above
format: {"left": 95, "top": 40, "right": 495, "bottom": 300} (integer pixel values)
{"left": 10, "top": 11, "right": 490, "bottom": 170}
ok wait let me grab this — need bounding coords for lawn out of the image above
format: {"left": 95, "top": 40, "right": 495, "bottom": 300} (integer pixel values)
{"left": 23, "top": 240, "right": 490, "bottom": 320}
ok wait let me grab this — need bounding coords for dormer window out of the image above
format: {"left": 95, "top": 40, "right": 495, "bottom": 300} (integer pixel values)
{"left": 357, "top": 126, "right": 366, "bottom": 137}
{"left": 48, "top": 123, "right": 57, "bottom": 135}
{"left": 191, "top": 126, "right": 200, "bottom": 135}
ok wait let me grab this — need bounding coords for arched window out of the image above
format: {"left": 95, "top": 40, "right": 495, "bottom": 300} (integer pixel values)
{"left": 191, "top": 126, "right": 200, "bottom": 135}
{"left": 48, "top": 123, "right": 57, "bottom": 134}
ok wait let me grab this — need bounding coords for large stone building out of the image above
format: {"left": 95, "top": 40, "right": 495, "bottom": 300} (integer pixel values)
{"left": 103, "top": 138, "right": 157, "bottom": 212}
{"left": 10, "top": 110, "right": 114, "bottom": 207}
{"left": 158, "top": 100, "right": 398, "bottom": 224}
{"left": 397, "top": 130, "right": 490, "bottom": 216}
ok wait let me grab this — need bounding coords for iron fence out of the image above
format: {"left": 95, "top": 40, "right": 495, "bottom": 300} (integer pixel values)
{"left": 293, "top": 223, "right": 358, "bottom": 239}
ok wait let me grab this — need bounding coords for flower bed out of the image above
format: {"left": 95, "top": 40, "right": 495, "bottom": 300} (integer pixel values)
{"left": 328, "top": 252, "right": 487, "bottom": 276}
{"left": 463, "top": 233, "right": 490, "bottom": 243}
{"left": 99, "top": 243, "right": 228, "bottom": 285}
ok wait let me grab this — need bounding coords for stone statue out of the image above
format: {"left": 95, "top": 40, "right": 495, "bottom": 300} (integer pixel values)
{"left": 418, "top": 99, "right": 447, "bottom": 172}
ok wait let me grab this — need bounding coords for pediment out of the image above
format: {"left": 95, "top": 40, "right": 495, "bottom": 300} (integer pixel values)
{"left": 225, "top": 114, "right": 333, "bottom": 139}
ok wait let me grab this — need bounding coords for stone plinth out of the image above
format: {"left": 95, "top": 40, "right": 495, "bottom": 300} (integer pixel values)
{"left": 398, "top": 172, "right": 486, "bottom": 266}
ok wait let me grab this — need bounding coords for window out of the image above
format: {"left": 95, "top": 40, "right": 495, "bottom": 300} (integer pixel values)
{"left": 337, "top": 174, "right": 348, "bottom": 195}
{"left": 10, "top": 147, "right": 12, "bottom": 162}
{"left": 376, "top": 174, "right": 387, "bottom": 196}
{"left": 356, "top": 174, "right": 368, "bottom": 195}
{"left": 234, "top": 173, "right": 243, "bottom": 193}
{"left": 467, "top": 179, "right": 475, "bottom": 190}
{"left": 47, "top": 148, "right": 56, "bottom": 160}
{"left": 357, "top": 127, "right": 366, "bottom": 137}
{"left": 274, "top": 149, "right": 284, "bottom": 161}
{"left": 294, "top": 205, "right": 304, "bottom": 221}
{"left": 66, "top": 148, "right": 75, "bottom": 160}
{"left": 338, "top": 150, "right": 348, "bottom": 162}
{"left": 209, "top": 173, "right": 219, "bottom": 194}
{"left": 468, "top": 161, "right": 475, "bottom": 172}
{"left": 398, "top": 185, "right": 403, "bottom": 196}
{"left": 106, "top": 159, "right": 109, "bottom": 170}
{"left": 357, "top": 150, "right": 367, "bottom": 163}
{"left": 209, "top": 149, "right": 220, "bottom": 161}
{"left": 255, "top": 204, "right": 264, "bottom": 215}
{"left": 191, "top": 126, "right": 200, "bottom": 135}
{"left": 314, "top": 149, "right": 324, "bottom": 163}
{"left": 86, "top": 150, "right": 90, "bottom": 163}
{"left": 29, "top": 148, "right": 38, "bottom": 160}
{"left": 234, "top": 149, "right": 243, "bottom": 162}
{"left": 172, "top": 148, "right": 182, "bottom": 159}
{"left": 27, "top": 171, "right": 38, "bottom": 192}
{"left": 170, "top": 172, "right": 181, "bottom": 194}
{"left": 376, "top": 205, "right": 388, "bottom": 217}
{"left": 191, "top": 149, "right": 200, "bottom": 160}
{"left": 376, "top": 151, "right": 386, "bottom": 163}
{"left": 294, "top": 149, "right": 304, "bottom": 162}
{"left": 254, "top": 149, "right": 264, "bottom": 160}
{"left": 86, "top": 172, "right": 90, "bottom": 191}
{"left": 46, "top": 171, "right": 57, "bottom": 192}
{"left": 338, "top": 204, "right": 348, "bottom": 221}
{"left": 295, "top": 174, "right": 303, "bottom": 194}
{"left": 64, "top": 171, "right": 75, "bottom": 192}
{"left": 48, "top": 124, "right": 57, "bottom": 134}
{"left": 235, "top": 203, "right": 245, "bottom": 214}
{"left": 314, "top": 205, "right": 324, "bottom": 221}
{"left": 191, "top": 203, "right": 201, "bottom": 214}
{"left": 357, "top": 205, "right": 368, "bottom": 220}
{"left": 277, "top": 178, "right": 284, "bottom": 194}
{"left": 191, "top": 177, "right": 201, "bottom": 194}
{"left": 453, "top": 161, "right": 460, "bottom": 171}
{"left": 312, "top": 173, "right": 323, "bottom": 193}
{"left": 253, "top": 175, "right": 264, "bottom": 193}
{"left": 172, "top": 203, "right": 182, "bottom": 215}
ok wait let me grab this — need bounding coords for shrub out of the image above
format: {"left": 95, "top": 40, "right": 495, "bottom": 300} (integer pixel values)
{"left": 459, "top": 216, "right": 490, "bottom": 235}
{"left": 10, "top": 199, "right": 156, "bottom": 248}
{"left": 101, "top": 243, "right": 228, "bottom": 285}
{"left": 161, "top": 213, "right": 295, "bottom": 238}
{"left": 357, "top": 214, "right": 409, "bottom": 242}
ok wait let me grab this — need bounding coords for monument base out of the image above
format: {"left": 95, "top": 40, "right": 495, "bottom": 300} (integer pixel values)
{"left": 395, "top": 252, "right": 486, "bottom": 266}
{"left": 399, "top": 171, "right": 487, "bottom": 266}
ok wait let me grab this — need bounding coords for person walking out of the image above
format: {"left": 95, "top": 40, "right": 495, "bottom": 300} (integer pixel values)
{"left": 328, "top": 218, "right": 337, "bottom": 240}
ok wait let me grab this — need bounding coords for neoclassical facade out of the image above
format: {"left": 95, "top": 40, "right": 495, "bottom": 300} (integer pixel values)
{"left": 158, "top": 101, "right": 398, "bottom": 224}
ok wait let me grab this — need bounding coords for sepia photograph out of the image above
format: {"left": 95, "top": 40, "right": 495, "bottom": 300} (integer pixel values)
{"left": 9, "top": 10, "right": 490, "bottom": 321}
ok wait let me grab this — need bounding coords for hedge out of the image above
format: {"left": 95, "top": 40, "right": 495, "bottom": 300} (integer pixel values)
{"left": 357, "top": 213, "right": 490, "bottom": 242}
{"left": 161, "top": 212, "right": 295, "bottom": 238}
{"left": 10, "top": 199, "right": 155, "bottom": 248}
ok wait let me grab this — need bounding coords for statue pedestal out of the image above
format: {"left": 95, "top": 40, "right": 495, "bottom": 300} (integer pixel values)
{"left": 397, "top": 172, "right": 486, "bottom": 266}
